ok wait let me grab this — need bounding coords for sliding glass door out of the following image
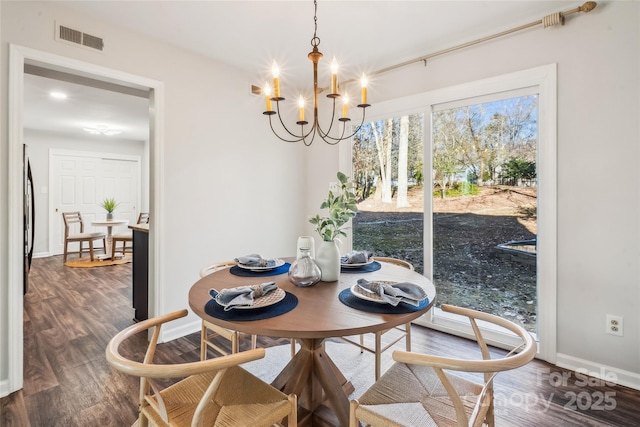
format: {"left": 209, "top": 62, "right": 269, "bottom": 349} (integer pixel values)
{"left": 347, "top": 65, "right": 556, "bottom": 358}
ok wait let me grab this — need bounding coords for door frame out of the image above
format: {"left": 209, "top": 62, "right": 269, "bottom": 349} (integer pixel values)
{"left": 49, "top": 149, "right": 142, "bottom": 256}
{"left": 340, "top": 64, "right": 557, "bottom": 363}
{"left": 7, "top": 44, "right": 165, "bottom": 393}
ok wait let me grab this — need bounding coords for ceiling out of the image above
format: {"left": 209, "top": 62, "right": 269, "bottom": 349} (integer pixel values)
{"left": 24, "top": 1, "right": 575, "bottom": 140}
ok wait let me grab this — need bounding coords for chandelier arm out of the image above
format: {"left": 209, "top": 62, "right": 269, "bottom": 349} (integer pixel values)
{"left": 315, "top": 107, "right": 369, "bottom": 144}
{"left": 314, "top": 97, "right": 339, "bottom": 139}
{"left": 272, "top": 100, "right": 317, "bottom": 141}
{"left": 302, "top": 126, "right": 319, "bottom": 146}
{"left": 268, "top": 115, "right": 306, "bottom": 143}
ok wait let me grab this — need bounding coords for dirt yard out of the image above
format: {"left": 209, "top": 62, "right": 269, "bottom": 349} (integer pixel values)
{"left": 353, "top": 186, "right": 538, "bottom": 331}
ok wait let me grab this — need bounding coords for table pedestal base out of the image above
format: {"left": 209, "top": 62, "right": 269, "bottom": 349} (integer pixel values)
{"left": 272, "top": 338, "right": 354, "bottom": 427}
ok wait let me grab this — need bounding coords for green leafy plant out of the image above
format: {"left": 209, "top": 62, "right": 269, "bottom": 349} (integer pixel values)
{"left": 100, "top": 197, "right": 119, "bottom": 213}
{"left": 309, "top": 172, "right": 358, "bottom": 242}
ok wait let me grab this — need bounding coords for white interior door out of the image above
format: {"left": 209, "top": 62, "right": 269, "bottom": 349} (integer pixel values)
{"left": 50, "top": 151, "right": 140, "bottom": 255}
{"left": 101, "top": 158, "right": 139, "bottom": 233}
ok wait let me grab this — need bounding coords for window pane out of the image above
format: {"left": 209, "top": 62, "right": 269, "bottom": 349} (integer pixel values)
{"left": 432, "top": 95, "right": 538, "bottom": 332}
{"left": 352, "top": 114, "right": 425, "bottom": 272}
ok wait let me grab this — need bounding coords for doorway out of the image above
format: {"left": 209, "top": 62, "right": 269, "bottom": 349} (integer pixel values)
{"left": 7, "top": 44, "right": 164, "bottom": 394}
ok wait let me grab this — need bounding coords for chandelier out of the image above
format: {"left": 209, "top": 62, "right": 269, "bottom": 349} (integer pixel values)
{"left": 261, "top": 0, "right": 370, "bottom": 146}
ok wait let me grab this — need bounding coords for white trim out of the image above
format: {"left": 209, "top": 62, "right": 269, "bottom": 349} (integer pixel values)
{"left": 415, "top": 306, "right": 536, "bottom": 351}
{"left": 162, "top": 320, "right": 202, "bottom": 344}
{"left": 6, "top": 44, "right": 165, "bottom": 395}
{"left": 48, "top": 149, "right": 142, "bottom": 255}
{"left": 556, "top": 353, "right": 640, "bottom": 391}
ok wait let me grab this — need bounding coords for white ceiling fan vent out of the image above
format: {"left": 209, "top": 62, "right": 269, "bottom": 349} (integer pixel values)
{"left": 55, "top": 22, "right": 104, "bottom": 52}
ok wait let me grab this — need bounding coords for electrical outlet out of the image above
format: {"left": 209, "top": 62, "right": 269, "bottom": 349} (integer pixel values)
{"left": 606, "top": 314, "right": 623, "bottom": 337}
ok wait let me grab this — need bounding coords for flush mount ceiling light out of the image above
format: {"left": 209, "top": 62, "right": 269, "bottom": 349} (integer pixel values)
{"left": 260, "top": 0, "right": 370, "bottom": 146}
{"left": 49, "top": 91, "right": 68, "bottom": 100}
{"left": 83, "top": 125, "right": 122, "bottom": 136}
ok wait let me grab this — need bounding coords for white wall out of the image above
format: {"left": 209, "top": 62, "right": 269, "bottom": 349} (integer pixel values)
{"left": 25, "top": 129, "right": 146, "bottom": 256}
{"left": 0, "top": 0, "right": 305, "bottom": 393}
{"left": 306, "top": 1, "right": 640, "bottom": 385}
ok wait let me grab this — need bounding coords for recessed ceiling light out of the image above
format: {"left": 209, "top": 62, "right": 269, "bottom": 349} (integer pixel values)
{"left": 49, "top": 91, "right": 68, "bottom": 100}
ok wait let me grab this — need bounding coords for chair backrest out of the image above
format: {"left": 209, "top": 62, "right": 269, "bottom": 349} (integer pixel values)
{"left": 137, "top": 212, "right": 150, "bottom": 224}
{"left": 105, "top": 309, "right": 267, "bottom": 424}
{"left": 62, "top": 211, "right": 84, "bottom": 236}
{"left": 391, "top": 304, "right": 536, "bottom": 426}
{"left": 372, "top": 256, "right": 414, "bottom": 271}
{"left": 106, "top": 309, "right": 265, "bottom": 379}
{"left": 199, "top": 261, "right": 238, "bottom": 278}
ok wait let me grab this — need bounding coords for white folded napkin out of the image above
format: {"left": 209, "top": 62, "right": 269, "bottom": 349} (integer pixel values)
{"left": 341, "top": 250, "right": 372, "bottom": 264}
{"left": 234, "top": 253, "right": 276, "bottom": 267}
{"left": 357, "top": 279, "right": 427, "bottom": 307}
{"left": 214, "top": 281, "right": 278, "bottom": 311}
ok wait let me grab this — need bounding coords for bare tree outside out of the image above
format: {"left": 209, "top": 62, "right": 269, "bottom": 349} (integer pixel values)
{"left": 352, "top": 95, "right": 538, "bottom": 331}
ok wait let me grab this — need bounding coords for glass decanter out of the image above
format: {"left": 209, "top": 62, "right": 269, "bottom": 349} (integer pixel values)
{"left": 288, "top": 247, "right": 321, "bottom": 287}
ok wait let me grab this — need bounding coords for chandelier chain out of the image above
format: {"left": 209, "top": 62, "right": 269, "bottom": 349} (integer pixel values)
{"left": 311, "top": 0, "right": 320, "bottom": 48}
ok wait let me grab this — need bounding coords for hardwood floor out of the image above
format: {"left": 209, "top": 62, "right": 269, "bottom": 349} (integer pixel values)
{"left": 2, "top": 255, "right": 638, "bottom": 426}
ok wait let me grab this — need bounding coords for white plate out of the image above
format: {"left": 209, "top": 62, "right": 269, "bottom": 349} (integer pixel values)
{"left": 351, "top": 281, "right": 428, "bottom": 304}
{"left": 236, "top": 258, "right": 285, "bottom": 271}
{"left": 216, "top": 288, "right": 286, "bottom": 310}
{"left": 341, "top": 258, "right": 374, "bottom": 269}
{"left": 350, "top": 283, "right": 389, "bottom": 303}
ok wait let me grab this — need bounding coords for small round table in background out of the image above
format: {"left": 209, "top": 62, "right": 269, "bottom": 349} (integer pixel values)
{"left": 91, "top": 219, "right": 129, "bottom": 260}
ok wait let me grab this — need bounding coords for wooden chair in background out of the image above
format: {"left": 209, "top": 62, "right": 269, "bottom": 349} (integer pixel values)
{"left": 340, "top": 256, "right": 415, "bottom": 380}
{"left": 106, "top": 309, "right": 297, "bottom": 427}
{"left": 199, "top": 261, "right": 258, "bottom": 359}
{"left": 111, "top": 212, "right": 149, "bottom": 258}
{"left": 62, "top": 211, "right": 106, "bottom": 262}
{"left": 349, "top": 304, "right": 536, "bottom": 427}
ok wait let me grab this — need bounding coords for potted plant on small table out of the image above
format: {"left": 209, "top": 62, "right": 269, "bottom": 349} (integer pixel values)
{"left": 309, "top": 172, "right": 358, "bottom": 281}
{"left": 101, "top": 197, "right": 119, "bottom": 220}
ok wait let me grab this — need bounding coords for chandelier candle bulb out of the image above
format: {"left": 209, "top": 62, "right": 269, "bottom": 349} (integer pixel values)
{"left": 342, "top": 96, "right": 349, "bottom": 118}
{"left": 264, "top": 83, "right": 272, "bottom": 112}
{"left": 298, "top": 96, "right": 305, "bottom": 122}
{"left": 360, "top": 74, "right": 368, "bottom": 105}
{"left": 331, "top": 58, "right": 338, "bottom": 94}
{"left": 272, "top": 62, "right": 281, "bottom": 98}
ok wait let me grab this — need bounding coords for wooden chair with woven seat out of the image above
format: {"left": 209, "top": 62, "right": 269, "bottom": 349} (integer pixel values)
{"left": 111, "top": 212, "right": 149, "bottom": 258}
{"left": 106, "top": 309, "right": 297, "bottom": 427}
{"left": 340, "top": 256, "right": 415, "bottom": 380}
{"left": 349, "top": 304, "right": 536, "bottom": 427}
{"left": 199, "top": 261, "right": 258, "bottom": 359}
{"left": 62, "top": 211, "right": 106, "bottom": 262}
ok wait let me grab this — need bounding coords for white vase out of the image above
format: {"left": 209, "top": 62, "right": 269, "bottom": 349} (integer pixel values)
{"left": 316, "top": 240, "right": 340, "bottom": 282}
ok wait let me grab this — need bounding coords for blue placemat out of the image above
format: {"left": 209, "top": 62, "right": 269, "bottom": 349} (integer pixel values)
{"left": 229, "top": 263, "right": 290, "bottom": 277}
{"left": 205, "top": 289, "right": 298, "bottom": 321}
{"left": 340, "top": 261, "right": 381, "bottom": 273}
{"left": 338, "top": 287, "right": 429, "bottom": 314}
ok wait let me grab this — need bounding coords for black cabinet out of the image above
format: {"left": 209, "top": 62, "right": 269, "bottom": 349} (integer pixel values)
{"left": 132, "top": 228, "right": 148, "bottom": 322}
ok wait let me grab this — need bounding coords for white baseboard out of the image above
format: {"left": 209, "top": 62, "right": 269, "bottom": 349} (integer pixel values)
{"left": 160, "top": 319, "right": 201, "bottom": 343}
{"left": 556, "top": 353, "right": 640, "bottom": 391}
{"left": 32, "top": 251, "right": 50, "bottom": 259}
{"left": 0, "top": 379, "right": 10, "bottom": 398}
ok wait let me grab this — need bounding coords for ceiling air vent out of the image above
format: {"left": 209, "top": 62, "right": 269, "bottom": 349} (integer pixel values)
{"left": 55, "top": 23, "right": 104, "bottom": 52}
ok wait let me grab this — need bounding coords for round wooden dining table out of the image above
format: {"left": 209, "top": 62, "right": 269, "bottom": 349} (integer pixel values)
{"left": 188, "top": 257, "right": 436, "bottom": 427}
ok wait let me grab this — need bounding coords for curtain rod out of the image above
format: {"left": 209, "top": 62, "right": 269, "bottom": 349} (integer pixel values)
{"left": 342, "top": 1, "right": 598, "bottom": 86}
